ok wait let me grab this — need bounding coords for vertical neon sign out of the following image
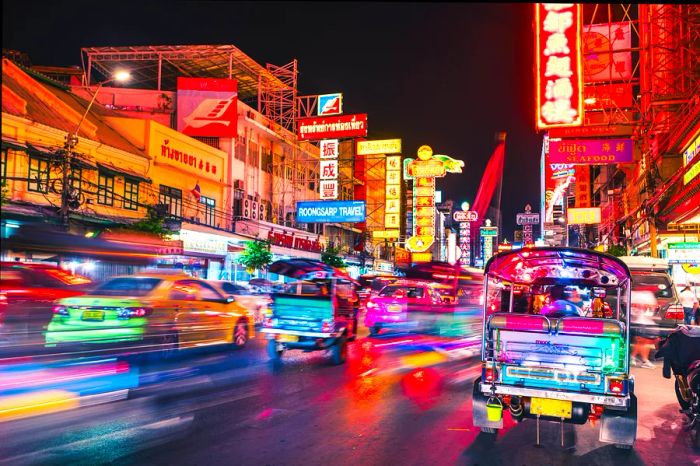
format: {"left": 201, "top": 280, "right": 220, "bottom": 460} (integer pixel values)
{"left": 535, "top": 3, "right": 584, "bottom": 130}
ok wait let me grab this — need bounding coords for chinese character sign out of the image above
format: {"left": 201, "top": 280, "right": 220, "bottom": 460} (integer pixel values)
{"left": 319, "top": 138, "right": 339, "bottom": 200}
{"left": 535, "top": 3, "right": 583, "bottom": 129}
{"left": 385, "top": 155, "right": 402, "bottom": 230}
{"left": 548, "top": 138, "right": 633, "bottom": 164}
{"left": 404, "top": 145, "right": 464, "bottom": 253}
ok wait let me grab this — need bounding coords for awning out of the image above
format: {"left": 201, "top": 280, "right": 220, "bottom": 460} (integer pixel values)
{"left": 659, "top": 176, "right": 700, "bottom": 224}
{"left": 1, "top": 138, "right": 27, "bottom": 151}
{"left": 97, "top": 162, "right": 151, "bottom": 183}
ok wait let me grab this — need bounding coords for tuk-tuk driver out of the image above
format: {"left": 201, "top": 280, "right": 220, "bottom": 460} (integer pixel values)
{"left": 540, "top": 285, "right": 584, "bottom": 317}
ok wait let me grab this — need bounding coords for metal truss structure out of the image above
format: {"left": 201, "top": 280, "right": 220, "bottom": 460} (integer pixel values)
{"left": 81, "top": 45, "right": 297, "bottom": 130}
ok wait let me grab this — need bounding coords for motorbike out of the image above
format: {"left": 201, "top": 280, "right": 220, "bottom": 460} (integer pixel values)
{"left": 655, "top": 325, "right": 700, "bottom": 448}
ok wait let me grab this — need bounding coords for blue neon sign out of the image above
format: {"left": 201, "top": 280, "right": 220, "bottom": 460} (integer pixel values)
{"left": 296, "top": 200, "right": 366, "bottom": 223}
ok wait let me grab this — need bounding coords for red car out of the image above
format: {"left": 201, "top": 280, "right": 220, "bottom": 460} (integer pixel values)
{"left": 0, "top": 262, "right": 91, "bottom": 345}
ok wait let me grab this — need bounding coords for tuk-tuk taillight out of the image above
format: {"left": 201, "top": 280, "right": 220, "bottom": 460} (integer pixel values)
{"left": 665, "top": 304, "right": 684, "bottom": 320}
{"left": 484, "top": 366, "right": 498, "bottom": 382}
{"left": 608, "top": 378, "right": 626, "bottom": 394}
{"left": 322, "top": 321, "right": 332, "bottom": 333}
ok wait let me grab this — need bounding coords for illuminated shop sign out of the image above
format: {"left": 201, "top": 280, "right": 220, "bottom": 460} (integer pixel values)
{"left": 152, "top": 132, "right": 224, "bottom": 182}
{"left": 567, "top": 207, "right": 601, "bottom": 225}
{"left": 318, "top": 93, "right": 343, "bottom": 116}
{"left": 683, "top": 132, "right": 699, "bottom": 185}
{"left": 267, "top": 230, "right": 323, "bottom": 253}
{"left": 298, "top": 114, "right": 368, "bottom": 141}
{"left": 178, "top": 229, "right": 229, "bottom": 256}
{"left": 176, "top": 77, "right": 238, "bottom": 138}
{"left": 403, "top": 145, "right": 464, "bottom": 253}
{"left": 385, "top": 155, "right": 402, "bottom": 230}
{"left": 373, "top": 230, "right": 400, "bottom": 239}
{"left": 296, "top": 200, "right": 366, "bottom": 223}
{"left": 535, "top": 3, "right": 583, "bottom": 129}
{"left": 320, "top": 139, "right": 340, "bottom": 159}
{"left": 481, "top": 219, "right": 497, "bottom": 264}
{"left": 549, "top": 138, "right": 633, "bottom": 164}
{"left": 356, "top": 139, "right": 402, "bottom": 156}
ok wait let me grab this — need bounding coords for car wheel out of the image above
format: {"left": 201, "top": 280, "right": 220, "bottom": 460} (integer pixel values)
{"left": 348, "top": 318, "right": 358, "bottom": 342}
{"left": 267, "top": 339, "right": 283, "bottom": 361}
{"left": 331, "top": 336, "right": 348, "bottom": 365}
{"left": 233, "top": 320, "right": 248, "bottom": 348}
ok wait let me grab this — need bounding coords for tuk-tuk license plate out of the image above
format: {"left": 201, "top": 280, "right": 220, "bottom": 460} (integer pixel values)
{"left": 278, "top": 334, "right": 299, "bottom": 343}
{"left": 387, "top": 304, "right": 402, "bottom": 312}
{"left": 81, "top": 310, "right": 105, "bottom": 321}
{"left": 530, "top": 397, "right": 572, "bottom": 419}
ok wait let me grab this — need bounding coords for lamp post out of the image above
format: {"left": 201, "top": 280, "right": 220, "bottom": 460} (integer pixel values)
{"left": 60, "top": 71, "right": 130, "bottom": 228}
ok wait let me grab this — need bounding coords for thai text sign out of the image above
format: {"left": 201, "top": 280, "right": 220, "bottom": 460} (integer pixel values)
{"left": 373, "top": 230, "right": 400, "bottom": 239}
{"left": 683, "top": 132, "right": 699, "bottom": 185}
{"left": 480, "top": 227, "right": 498, "bottom": 237}
{"left": 298, "top": 114, "right": 367, "bottom": 141}
{"left": 535, "top": 3, "right": 583, "bottom": 129}
{"left": 177, "top": 77, "right": 238, "bottom": 138}
{"left": 549, "top": 138, "right": 633, "bottom": 164}
{"left": 151, "top": 128, "right": 225, "bottom": 182}
{"left": 296, "top": 200, "right": 366, "bottom": 223}
{"left": 517, "top": 213, "right": 540, "bottom": 225}
{"left": 567, "top": 207, "right": 601, "bottom": 224}
{"left": 357, "top": 139, "right": 402, "bottom": 155}
{"left": 454, "top": 211, "right": 479, "bottom": 222}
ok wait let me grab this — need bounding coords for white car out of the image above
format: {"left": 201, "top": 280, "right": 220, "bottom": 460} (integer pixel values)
{"left": 210, "top": 281, "right": 270, "bottom": 325}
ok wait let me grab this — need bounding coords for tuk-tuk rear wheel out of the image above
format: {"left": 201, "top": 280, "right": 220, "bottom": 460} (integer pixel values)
{"left": 480, "top": 427, "right": 497, "bottom": 434}
{"left": 331, "top": 336, "right": 348, "bottom": 365}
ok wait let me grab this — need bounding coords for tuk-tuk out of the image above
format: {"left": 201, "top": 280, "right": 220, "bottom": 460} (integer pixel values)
{"left": 472, "top": 247, "right": 637, "bottom": 449}
{"left": 261, "top": 259, "right": 359, "bottom": 365}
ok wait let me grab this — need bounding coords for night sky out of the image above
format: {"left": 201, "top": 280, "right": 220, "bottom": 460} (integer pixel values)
{"left": 3, "top": 1, "right": 543, "bottom": 239}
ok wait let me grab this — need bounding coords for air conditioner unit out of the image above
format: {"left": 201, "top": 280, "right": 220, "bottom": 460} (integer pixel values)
{"left": 243, "top": 199, "right": 251, "bottom": 218}
{"left": 259, "top": 203, "right": 266, "bottom": 221}
{"left": 252, "top": 201, "right": 258, "bottom": 219}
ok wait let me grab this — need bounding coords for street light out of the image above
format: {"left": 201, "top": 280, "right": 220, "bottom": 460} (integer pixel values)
{"left": 60, "top": 70, "right": 130, "bottom": 227}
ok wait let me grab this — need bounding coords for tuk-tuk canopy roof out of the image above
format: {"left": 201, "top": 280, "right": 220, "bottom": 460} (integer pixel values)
{"left": 268, "top": 259, "right": 357, "bottom": 284}
{"left": 484, "top": 247, "right": 631, "bottom": 287}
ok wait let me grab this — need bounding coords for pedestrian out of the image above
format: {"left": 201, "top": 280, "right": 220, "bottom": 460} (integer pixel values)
{"left": 679, "top": 285, "right": 699, "bottom": 325}
{"left": 630, "top": 289, "right": 658, "bottom": 368}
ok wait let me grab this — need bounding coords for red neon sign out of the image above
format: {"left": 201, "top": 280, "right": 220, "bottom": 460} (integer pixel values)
{"left": 535, "top": 3, "right": 584, "bottom": 130}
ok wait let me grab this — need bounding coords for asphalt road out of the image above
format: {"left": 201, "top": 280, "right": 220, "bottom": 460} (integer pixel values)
{"left": 1, "top": 331, "right": 699, "bottom": 466}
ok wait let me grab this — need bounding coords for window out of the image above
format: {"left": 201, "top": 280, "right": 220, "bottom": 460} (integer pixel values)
{"left": 123, "top": 179, "right": 140, "bottom": 210}
{"left": 28, "top": 156, "right": 50, "bottom": 193}
{"left": 248, "top": 142, "right": 259, "bottom": 168}
{"left": 308, "top": 169, "right": 315, "bottom": 191}
{"left": 285, "top": 166, "right": 293, "bottom": 180}
{"left": 1, "top": 149, "right": 7, "bottom": 186}
{"left": 93, "top": 278, "right": 162, "bottom": 297}
{"left": 261, "top": 148, "right": 272, "bottom": 173}
{"left": 159, "top": 185, "right": 182, "bottom": 217}
{"left": 97, "top": 171, "right": 114, "bottom": 205}
{"left": 192, "top": 136, "right": 220, "bottom": 150}
{"left": 235, "top": 141, "right": 246, "bottom": 161}
{"left": 200, "top": 195, "right": 215, "bottom": 226}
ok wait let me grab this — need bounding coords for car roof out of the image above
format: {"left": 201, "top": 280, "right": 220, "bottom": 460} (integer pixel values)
{"left": 384, "top": 279, "right": 434, "bottom": 288}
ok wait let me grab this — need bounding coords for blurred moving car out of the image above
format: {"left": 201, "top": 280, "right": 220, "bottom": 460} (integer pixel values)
{"left": 45, "top": 272, "right": 254, "bottom": 355}
{"left": 0, "top": 262, "right": 91, "bottom": 344}
{"left": 619, "top": 256, "right": 684, "bottom": 337}
{"left": 364, "top": 280, "right": 451, "bottom": 336}
{"left": 210, "top": 281, "right": 271, "bottom": 325}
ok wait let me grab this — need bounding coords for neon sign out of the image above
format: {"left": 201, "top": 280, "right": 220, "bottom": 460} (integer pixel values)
{"left": 535, "top": 3, "right": 583, "bottom": 130}
{"left": 404, "top": 145, "right": 464, "bottom": 253}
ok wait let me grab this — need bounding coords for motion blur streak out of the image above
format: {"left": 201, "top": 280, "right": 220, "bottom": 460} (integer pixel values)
{"left": 0, "top": 389, "right": 78, "bottom": 421}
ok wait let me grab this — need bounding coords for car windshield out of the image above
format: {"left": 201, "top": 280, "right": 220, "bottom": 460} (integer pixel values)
{"left": 93, "top": 277, "right": 162, "bottom": 296}
{"left": 379, "top": 285, "right": 424, "bottom": 298}
{"left": 631, "top": 273, "right": 674, "bottom": 300}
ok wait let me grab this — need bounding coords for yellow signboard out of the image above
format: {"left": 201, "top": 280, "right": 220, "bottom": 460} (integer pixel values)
{"left": 357, "top": 139, "right": 402, "bottom": 156}
{"left": 411, "top": 252, "right": 433, "bottom": 262}
{"left": 373, "top": 230, "right": 400, "bottom": 239}
{"left": 567, "top": 207, "right": 601, "bottom": 224}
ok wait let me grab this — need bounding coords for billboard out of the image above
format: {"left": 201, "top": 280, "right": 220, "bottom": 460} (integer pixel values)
{"left": 296, "top": 200, "right": 366, "bottom": 223}
{"left": 318, "top": 93, "right": 343, "bottom": 116}
{"left": 357, "top": 139, "right": 402, "bottom": 156}
{"left": 385, "top": 155, "right": 402, "bottom": 230}
{"left": 582, "top": 22, "right": 632, "bottom": 82}
{"left": 298, "top": 114, "right": 368, "bottom": 141}
{"left": 549, "top": 138, "right": 633, "bottom": 164}
{"left": 567, "top": 207, "right": 602, "bottom": 225}
{"left": 177, "top": 77, "right": 238, "bottom": 138}
{"left": 535, "top": 3, "right": 584, "bottom": 130}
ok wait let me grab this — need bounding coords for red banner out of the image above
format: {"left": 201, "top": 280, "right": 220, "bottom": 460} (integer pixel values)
{"left": 177, "top": 77, "right": 238, "bottom": 138}
{"left": 298, "top": 114, "right": 368, "bottom": 141}
{"left": 535, "top": 3, "right": 584, "bottom": 130}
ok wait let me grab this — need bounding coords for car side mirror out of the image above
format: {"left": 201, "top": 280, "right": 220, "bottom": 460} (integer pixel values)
{"left": 226, "top": 295, "right": 235, "bottom": 303}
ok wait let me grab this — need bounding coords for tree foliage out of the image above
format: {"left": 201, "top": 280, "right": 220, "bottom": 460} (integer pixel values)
{"left": 606, "top": 244, "right": 627, "bottom": 257}
{"left": 129, "top": 205, "right": 170, "bottom": 238}
{"left": 237, "top": 239, "right": 273, "bottom": 274}
{"left": 321, "top": 244, "right": 346, "bottom": 269}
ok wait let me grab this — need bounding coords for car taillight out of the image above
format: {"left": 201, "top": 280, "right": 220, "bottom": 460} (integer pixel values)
{"left": 366, "top": 301, "right": 377, "bottom": 310}
{"left": 665, "top": 303, "right": 685, "bottom": 320}
{"left": 484, "top": 366, "right": 498, "bottom": 382}
{"left": 117, "top": 307, "right": 153, "bottom": 319}
{"left": 608, "top": 378, "right": 626, "bottom": 394}
{"left": 322, "top": 321, "right": 332, "bottom": 333}
{"left": 52, "top": 305, "right": 69, "bottom": 316}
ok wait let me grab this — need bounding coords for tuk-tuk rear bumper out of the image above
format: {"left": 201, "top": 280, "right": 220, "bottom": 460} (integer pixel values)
{"left": 261, "top": 328, "right": 342, "bottom": 339}
{"left": 479, "top": 382, "right": 631, "bottom": 408}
